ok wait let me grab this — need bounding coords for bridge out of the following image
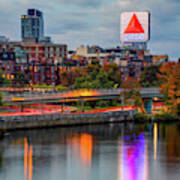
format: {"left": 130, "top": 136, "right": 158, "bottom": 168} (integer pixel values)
{"left": 2, "top": 87, "right": 163, "bottom": 114}
{"left": 3, "top": 87, "right": 162, "bottom": 103}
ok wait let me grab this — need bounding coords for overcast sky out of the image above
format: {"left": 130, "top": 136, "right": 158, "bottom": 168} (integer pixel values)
{"left": 0, "top": 0, "right": 179, "bottom": 60}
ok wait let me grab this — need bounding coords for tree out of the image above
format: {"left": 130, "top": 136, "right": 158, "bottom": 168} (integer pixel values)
{"left": 91, "top": 59, "right": 100, "bottom": 65}
{"left": 86, "top": 63, "right": 101, "bottom": 75}
{"left": 14, "top": 72, "right": 29, "bottom": 87}
{"left": 158, "top": 62, "right": 180, "bottom": 115}
{"left": 92, "top": 71, "right": 114, "bottom": 89}
{"left": 140, "top": 64, "right": 162, "bottom": 87}
{"left": 72, "top": 76, "right": 91, "bottom": 89}
{"left": 59, "top": 60, "right": 122, "bottom": 90}
{"left": 0, "top": 73, "right": 4, "bottom": 86}
{"left": 102, "top": 63, "right": 121, "bottom": 87}
{"left": 121, "top": 77, "right": 145, "bottom": 112}
{"left": 72, "top": 62, "right": 121, "bottom": 89}
{"left": 0, "top": 70, "right": 11, "bottom": 87}
{"left": 72, "top": 70, "right": 116, "bottom": 89}
{"left": 71, "top": 67, "right": 87, "bottom": 83}
{"left": 59, "top": 70, "right": 72, "bottom": 87}
{"left": 0, "top": 93, "right": 3, "bottom": 106}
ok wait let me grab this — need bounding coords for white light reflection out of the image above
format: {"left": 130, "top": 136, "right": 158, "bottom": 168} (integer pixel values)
{"left": 154, "top": 123, "right": 158, "bottom": 160}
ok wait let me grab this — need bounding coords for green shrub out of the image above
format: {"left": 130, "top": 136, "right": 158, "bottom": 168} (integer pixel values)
{"left": 33, "top": 84, "right": 52, "bottom": 89}
{"left": 55, "top": 85, "right": 68, "bottom": 91}
{"left": 134, "top": 113, "right": 149, "bottom": 122}
{"left": 96, "top": 100, "right": 109, "bottom": 108}
{"left": 0, "top": 93, "right": 3, "bottom": 106}
{"left": 154, "top": 113, "right": 178, "bottom": 121}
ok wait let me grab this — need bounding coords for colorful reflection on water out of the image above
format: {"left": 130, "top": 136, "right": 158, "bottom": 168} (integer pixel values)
{"left": 0, "top": 123, "right": 180, "bottom": 180}
{"left": 118, "top": 133, "right": 149, "bottom": 180}
{"left": 153, "top": 123, "right": 158, "bottom": 160}
{"left": 24, "top": 138, "right": 33, "bottom": 180}
{"left": 66, "top": 133, "right": 93, "bottom": 167}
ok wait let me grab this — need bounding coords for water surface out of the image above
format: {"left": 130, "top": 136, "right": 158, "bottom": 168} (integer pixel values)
{"left": 0, "top": 122, "right": 180, "bottom": 180}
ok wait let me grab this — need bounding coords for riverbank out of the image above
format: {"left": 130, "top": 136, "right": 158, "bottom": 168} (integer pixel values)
{"left": 0, "top": 107, "right": 137, "bottom": 131}
{"left": 0, "top": 103, "right": 179, "bottom": 134}
{"left": 134, "top": 112, "right": 180, "bottom": 122}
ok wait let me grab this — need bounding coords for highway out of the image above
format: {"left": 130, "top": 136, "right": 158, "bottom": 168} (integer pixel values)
{"left": 3, "top": 87, "right": 163, "bottom": 105}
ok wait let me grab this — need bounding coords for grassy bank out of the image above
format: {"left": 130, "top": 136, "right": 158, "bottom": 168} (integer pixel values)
{"left": 134, "top": 112, "right": 180, "bottom": 122}
{"left": 70, "top": 99, "right": 122, "bottom": 112}
{"left": 153, "top": 113, "right": 179, "bottom": 122}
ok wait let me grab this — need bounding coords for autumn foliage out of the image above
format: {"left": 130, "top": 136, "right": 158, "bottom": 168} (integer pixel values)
{"left": 120, "top": 77, "right": 145, "bottom": 112}
{"left": 59, "top": 61, "right": 121, "bottom": 89}
{"left": 158, "top": 62, "right": 180, "bottom": 116}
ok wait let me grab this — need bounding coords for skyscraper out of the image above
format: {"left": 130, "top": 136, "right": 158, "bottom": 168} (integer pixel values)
{"left": 21, "top": 9, "right": 44, "bottom": 42}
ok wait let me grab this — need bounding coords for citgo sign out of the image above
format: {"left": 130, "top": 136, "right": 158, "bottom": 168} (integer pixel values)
{"left": 120, "top": 11, "right": 150, "bottom": 42}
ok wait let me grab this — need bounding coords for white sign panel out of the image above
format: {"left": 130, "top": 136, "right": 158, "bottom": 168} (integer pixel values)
{"left": 120, "top": 11, "right": 150, "bottom": 42}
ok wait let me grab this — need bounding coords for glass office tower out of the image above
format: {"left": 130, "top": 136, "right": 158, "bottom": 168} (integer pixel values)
{"left": 21, "top": 9, "right": 44, "bottom": 42}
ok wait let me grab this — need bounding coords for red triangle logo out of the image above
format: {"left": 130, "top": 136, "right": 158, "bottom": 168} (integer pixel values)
{"left": 124, "top": 13, "right": 144, "bottom": 34}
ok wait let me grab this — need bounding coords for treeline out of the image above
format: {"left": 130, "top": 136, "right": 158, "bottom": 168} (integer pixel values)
{"left": 141, "top": 62, "right": 180, "bottom": 116}
{"left": 121, "top": 62, "right": 180, "bottom": 117}
{"left": 58, "top": 60, "right": 121, "bottom": 89}
{"left": 59, "top": 60, "right": 163, "bottom": 89}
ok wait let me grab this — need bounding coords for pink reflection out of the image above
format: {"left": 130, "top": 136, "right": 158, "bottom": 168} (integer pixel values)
{"left": 118, "top": 133, "right": 149, "bottom": 180}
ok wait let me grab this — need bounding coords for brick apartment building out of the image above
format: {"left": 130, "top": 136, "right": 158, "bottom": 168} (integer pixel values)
{"left": 0, "top": 41, "right": 68, "bottom": 85}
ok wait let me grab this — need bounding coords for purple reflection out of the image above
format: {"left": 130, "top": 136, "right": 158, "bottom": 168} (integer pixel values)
{"left": 119, "top": 133, "right": 148, "bottom": 180}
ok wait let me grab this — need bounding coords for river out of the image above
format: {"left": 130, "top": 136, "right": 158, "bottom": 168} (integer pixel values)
{"left": 0, "top": 122, "right": 180, "bottom": 180}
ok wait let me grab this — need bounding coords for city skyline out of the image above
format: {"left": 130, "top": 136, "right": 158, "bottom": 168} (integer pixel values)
{"left": 0, "top": 0, "right": 179, "bottom": 60}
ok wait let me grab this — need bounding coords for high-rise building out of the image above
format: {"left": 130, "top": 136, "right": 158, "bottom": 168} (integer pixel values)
{"left": 21, "top": 9, "right": 44, "bottom": 42}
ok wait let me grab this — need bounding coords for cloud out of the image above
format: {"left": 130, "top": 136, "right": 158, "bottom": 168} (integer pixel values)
{"left": 149, "top": 41, "right": 180, "bottom": 60}
{"left": 52, "top": 26, "right": 120, "bottom": 49}
{"left": 54, "top": 0, "right": 102, "bottom": 8}
{"left": 0, "top": 0, "right": 179, "bottom": 60}
{"left": 88, "top": 0, "right": 180, "bottom": 59}
{"left": 48, "top": 18, "right": 91, "bottom": 34}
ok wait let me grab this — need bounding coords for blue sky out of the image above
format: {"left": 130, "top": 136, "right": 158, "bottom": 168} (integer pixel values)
{"left": 0, "top": 0, "right": 179, "bottom": 60}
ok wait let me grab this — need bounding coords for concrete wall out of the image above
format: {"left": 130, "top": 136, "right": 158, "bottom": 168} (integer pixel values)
{"left": 0, "top": 110, "right": 136, "bottom": 131}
